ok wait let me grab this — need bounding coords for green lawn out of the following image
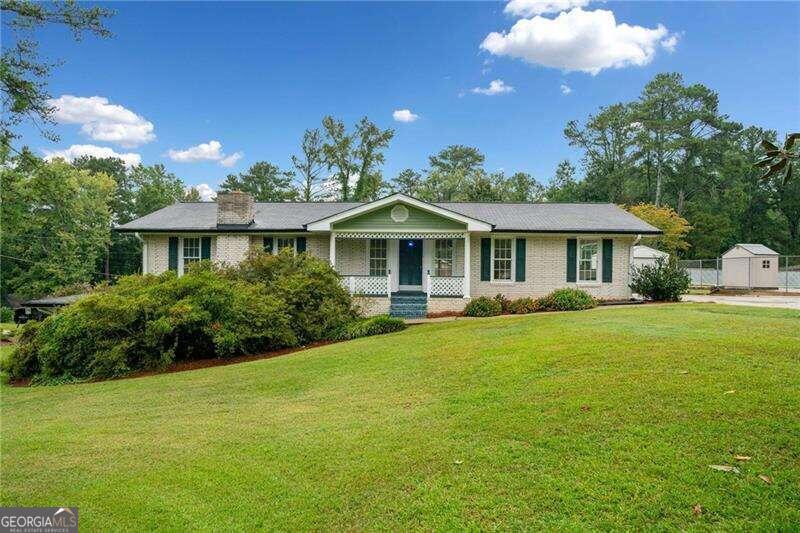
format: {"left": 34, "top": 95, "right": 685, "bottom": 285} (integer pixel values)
{"left": 2, "top": 304, "right": 799, "bottom": 530}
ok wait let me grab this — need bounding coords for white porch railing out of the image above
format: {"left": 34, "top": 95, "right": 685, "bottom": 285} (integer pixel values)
{"left": 340, "top": 274, "right": 390, "bottom": 296}
{"left": 427, "top": 273, "right": 465, "bottom": 297}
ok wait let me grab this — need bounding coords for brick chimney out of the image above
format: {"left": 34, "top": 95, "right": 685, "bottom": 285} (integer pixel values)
{"left": 216, "top": 191, "right": 254, "bottom": 226}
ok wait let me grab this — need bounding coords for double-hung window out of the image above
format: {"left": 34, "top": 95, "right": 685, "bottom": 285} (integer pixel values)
{"left": 434, "top": 239, "right": 454, "bottom": 277}
{"left": 182, "top": 237, "right": 201, "bottom": 270}
{"left": 276, "top": 237, "right": 296, "bottom": 253}
{"left": 578, "top": 239, "right": 598, "bottom": 282}
{"left": 492, "top": 238, "right": 513, "bottom": 281}
{"left": 369, "top": 239, "right": 387, "bottom": 276}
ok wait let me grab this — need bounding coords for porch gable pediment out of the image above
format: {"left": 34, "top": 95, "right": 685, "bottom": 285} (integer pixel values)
{"left": 305, "top": 193, "right": 492, "bottom": 232}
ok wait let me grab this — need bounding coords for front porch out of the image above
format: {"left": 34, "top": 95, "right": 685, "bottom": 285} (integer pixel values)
{"left": 331, "top": 233, "right": 471, "bottom": 299}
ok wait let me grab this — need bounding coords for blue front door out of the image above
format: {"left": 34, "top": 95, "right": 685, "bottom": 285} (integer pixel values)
{"left": 398, "top": 239, "right": 423, "bottom": 286}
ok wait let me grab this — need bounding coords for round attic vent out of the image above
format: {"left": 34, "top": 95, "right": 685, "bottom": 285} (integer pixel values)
{"left": 390, "top": 204, "right": 409, "bottom": 223}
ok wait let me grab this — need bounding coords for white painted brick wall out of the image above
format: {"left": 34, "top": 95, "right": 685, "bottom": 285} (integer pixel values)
{"left": 215, "top": 235, "right": 250, "bottom": 265}
{"left": 469, "top": 235, "right": 633, "bottom": 300}
{"left": 428, "top": 297, "right": 468, "bottom": 314}
{"left": 143, "top": 233, "right": 633, "bottom": 301}
{"left": 336, "top": 239, "right": 367, "bottom": 275}
{"left": 353, "top": 296, "right": 390, "bottom": 316}
{"left": 306, "top": 235, "right": 330, "bottom": 261}
{"left": 145, "top": 235, "right": 169, "bottom": 274}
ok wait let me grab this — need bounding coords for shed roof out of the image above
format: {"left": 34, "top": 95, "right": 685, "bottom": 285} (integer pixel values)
{"left": 730, "top": 244, "right": 779, "bottom": 256}
{"left": 633, "top": 245, "right": 669, "bottom": 258}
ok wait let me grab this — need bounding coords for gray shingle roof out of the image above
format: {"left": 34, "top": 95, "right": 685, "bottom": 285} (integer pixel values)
{"left": 116, "top": 201, "right": 661, "bottom": 234}
{"left": 735, "top": 244, "right": 779, "bottom": 256}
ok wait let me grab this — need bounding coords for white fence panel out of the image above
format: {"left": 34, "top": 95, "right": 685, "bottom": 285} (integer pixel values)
{"left": 429, "top": 276, "right": 464, "bottom": 297}
{"left": 340, "top": 275, "right": 389, "bottom": 295}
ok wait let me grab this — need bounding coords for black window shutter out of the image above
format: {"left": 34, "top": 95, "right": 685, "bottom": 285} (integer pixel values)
{"left": 480, "top": 238, "right": 491, "bottom": 281}
{"left": 263, "top": 237, "right": 274, "bottom": 254}
{"left": 168, "top": 237, "right": 179, "bottom": 271}
{"left": 201, "top": 237, "right": 211, "bottom": 260}
{"left": 296, "top": 236, "right": 306, "bottom": 253}
{"left": 602, "top": 239, "right": 613, "bottom": 283}
{"left": 566, "top": 238, "right": 577, "bottom": 282}
{"left": 515, "top": 238, "right": 526, "bottom": 282}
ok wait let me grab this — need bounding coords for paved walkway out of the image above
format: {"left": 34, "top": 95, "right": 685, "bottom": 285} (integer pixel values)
{"left": 682, "top": 294, "right": 800, "bottom": 310}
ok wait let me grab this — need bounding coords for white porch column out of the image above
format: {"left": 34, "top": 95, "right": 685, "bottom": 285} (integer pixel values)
{"left": 329, "top": 232, "right": 336, "bottom": 270}
{"left": 463, "top": 232, "right": 471, "bottom": 298}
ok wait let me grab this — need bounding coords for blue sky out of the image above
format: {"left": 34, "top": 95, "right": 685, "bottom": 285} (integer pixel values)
{"left": 17, "top": 1, "right": 800, "bottom": 197}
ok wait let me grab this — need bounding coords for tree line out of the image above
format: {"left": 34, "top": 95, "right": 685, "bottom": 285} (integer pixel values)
{"left": 2, "top": 1, "right": 797, "bottom": 303}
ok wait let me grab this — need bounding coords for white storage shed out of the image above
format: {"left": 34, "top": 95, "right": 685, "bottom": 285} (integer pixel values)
{"left": 632, "top": 245, "right": 669, "bottom": 268}
{"left": 721, "top": 244, "right": 779, "bottom": 289}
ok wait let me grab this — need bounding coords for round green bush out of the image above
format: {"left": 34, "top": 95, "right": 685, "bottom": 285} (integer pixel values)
{"left": 464, "top": 296, "right": 503, "bottom": 317}
{"left": 225, "top": 249, "right": 357, "bottom": 343}
{"left": 508, "top": 297, "right": 537, "bottom": 314}
{"left": 629, "top": 257, "right": 690, "bottom": 301}
{"left": 535, "top": 288, "right": 597, "bottom": 311}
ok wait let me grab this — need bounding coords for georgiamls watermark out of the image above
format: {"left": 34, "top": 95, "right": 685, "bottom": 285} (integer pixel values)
{"left": 0, "top": 507, "right": 78, "bottom": 533}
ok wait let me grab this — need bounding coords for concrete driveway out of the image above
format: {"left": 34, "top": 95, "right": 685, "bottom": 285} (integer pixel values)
{"left": 682, "top": 294, "right": 800, "bottom": 310}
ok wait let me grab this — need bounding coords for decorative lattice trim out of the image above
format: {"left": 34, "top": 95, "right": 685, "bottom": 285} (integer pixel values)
{"left": 336, "top": 232, "right": 466, "bottom": 240}
{"left": 340, "top": 275, "right": 389, "bottom": 295}
{"left": 429, "top": 276, "right": 465, "bottom": 296}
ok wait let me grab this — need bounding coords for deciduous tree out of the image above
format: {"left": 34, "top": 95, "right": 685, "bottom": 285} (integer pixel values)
{"left": 220, "top": 161, "right": 298, "bottom": 202}
{"left": 1, "top": 0, "right": 113, "bottom": 157}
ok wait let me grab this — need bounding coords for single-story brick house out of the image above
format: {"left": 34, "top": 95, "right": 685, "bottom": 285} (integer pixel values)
{"left": 116, "top": 192, "right": 660, "bottom": 317}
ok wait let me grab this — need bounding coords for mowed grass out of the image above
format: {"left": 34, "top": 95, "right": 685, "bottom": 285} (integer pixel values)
{"left": 2, "top": 304, "right": 799, "bottom": 530}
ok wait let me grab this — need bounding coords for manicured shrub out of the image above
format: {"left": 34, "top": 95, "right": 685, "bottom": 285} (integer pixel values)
{"left": 493, "top": 293, "right": 512, "bottom": 314}
{"left": 4, "top": 267, "right": 297, "bottom": 382}
{"left": 463, "top": 296, "right": 503, "bottom": 317}
{"left": 536, "top": 288, "right": 597, "bottom": 311}
{"left": 508, "top": 297, "right": 537, "bottom": 314}
{"left": 336, "top": 315, "right": 407, "bottom": 340}
{"left": 225, "top": 250, "right": 357, "bottom": 343}
{"left": 630, "top": 257, "right": 690, "bottom": 301}
{"left": 0, "top": 306, "right": 13, "bottom": 322}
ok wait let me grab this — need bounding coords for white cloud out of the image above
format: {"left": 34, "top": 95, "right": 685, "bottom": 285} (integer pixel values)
{"left": 219, "top": 152, "right": 243, "bottom": 168}
{"left": 187, "top": 183, "right": 217, "bottom": 201}
{"left": 43, "top": 144, "right": 141, "bottom": 167}
{"left": 661, "top": 34, "right": 679, "bottom": 53}
{"left": 392, "top": 109, "right": 419, "bottom": 123}
{"left": 481, "top": 8, "right": 671, "bottom": 75}
{"left": 48, "top": 95, "right": 155, "bottom": 148}
{"left": 505, "top": 0, "right": 590, "bottom": 17}
{"left": 167, "top": 140, "right": 242, "bottom": 168}
{"left": 471, "top": 79, "right": 515, "bottom": 96}
{"left": 560, "top": 83, "right": 573, "bottom": 94}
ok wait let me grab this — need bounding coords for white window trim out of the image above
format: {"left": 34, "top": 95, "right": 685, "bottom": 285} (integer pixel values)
{"left": 433, "top": 238, "right": 454, "bottom": 277}
{"left": 366, "top": 238, "right": 388, "bottom": 277}
{"left": 178, "top": 236, "right": 203, "bottom": 275}
{"left": 490, "top": 237, "right": 515, "bottom": 284}
{"left": 576, "top": 237, "right": 601, "bottom": 286}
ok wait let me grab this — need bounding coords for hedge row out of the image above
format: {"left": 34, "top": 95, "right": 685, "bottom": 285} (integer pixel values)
{"left": 463, "top": 288, "right": 597, "bottom": 317}
{"left": 4, "top": 251, "right": 405, "bottom": 384}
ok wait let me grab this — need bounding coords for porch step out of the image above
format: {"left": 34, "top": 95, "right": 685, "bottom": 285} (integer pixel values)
{"left": 389, "top": 292, "right": 427, "bottom": 319}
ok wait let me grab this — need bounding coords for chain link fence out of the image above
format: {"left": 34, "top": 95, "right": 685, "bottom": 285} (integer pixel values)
{"left": 678, "top": 255, "right": 800, "bottom": 291}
